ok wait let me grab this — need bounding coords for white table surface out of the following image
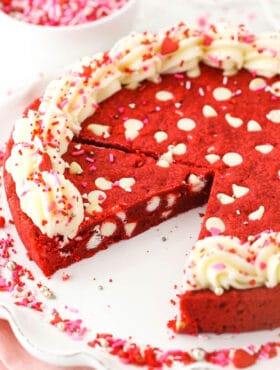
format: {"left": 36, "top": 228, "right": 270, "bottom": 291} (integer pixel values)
{"left": 0, "top": 0, "right": 279, "bottom": 98}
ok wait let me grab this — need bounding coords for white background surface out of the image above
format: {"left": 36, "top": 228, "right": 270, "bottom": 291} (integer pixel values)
{"left": 0, "top": 0, "right": 280, "bottom": 98}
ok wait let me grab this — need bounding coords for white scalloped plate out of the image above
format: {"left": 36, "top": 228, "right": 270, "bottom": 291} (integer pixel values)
{"left": 0, "top": 78, "right": 279, "bottom": 370}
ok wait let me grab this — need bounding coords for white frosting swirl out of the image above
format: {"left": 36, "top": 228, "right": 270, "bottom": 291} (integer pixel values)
{"left": 244, "top": 33, "right": 280, "bottom": 77}
{"left": 185, "top": 232, "right": 280, "bottom": 294}
{"left": 110, "top": 32, "right": 162, "bottom": 88}
{"left": 5, "top": 22, "right": 280, "bottom": 247}
{"left": 160, "top": 24, "right": 203, "bottom": 75}
{"left": 202, "top": 24, "right": 252, "bottom": 76}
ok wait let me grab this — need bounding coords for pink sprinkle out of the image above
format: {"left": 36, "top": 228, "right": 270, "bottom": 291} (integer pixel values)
{"left": 72, "top": 149, "right": 85, "bottom": 156}
{"left": 207, "top": 54, "right": 221, "bottom": 67}
{"left": 85, "top": 157, "right": 94, "bottom": 163}
{"left": 210, "top": 227, "right": 221, "bottom": 236}
{"left": 197, "top": 16, "right": 208, "bottom": 28}
{"left": 143, "top": 118, "right": 149, "bottom": 125}
{"left": 118, "top": 107, "right": 125, "bottom": 114}
{"left": 259, "top": 262, "right": 267, "bottom": 270}
{"left": 174, "top": 73, "right": 184, "bottom": 79}
{"left": 98, "top": 195, "right": 105, "bottom": 200}
{"left": 213, "top": 263, "right": 226, "bottom": 271}
{"left": 109, "top": 153, "right": 115, "bottom": 163}
{"left": 81, "top": 181, "right": 88, "bottom": 188}
{"left": 90, "top": 165, "right": 96, "bottom": 171}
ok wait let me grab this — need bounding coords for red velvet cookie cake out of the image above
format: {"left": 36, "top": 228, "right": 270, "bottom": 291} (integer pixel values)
{"left": 4, "top": 23, "right": 280, "bottom": 334}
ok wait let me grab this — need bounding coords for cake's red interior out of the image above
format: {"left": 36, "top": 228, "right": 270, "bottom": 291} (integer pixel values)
{"left": 4, "top": 64, "right": 280, "bottom": 334}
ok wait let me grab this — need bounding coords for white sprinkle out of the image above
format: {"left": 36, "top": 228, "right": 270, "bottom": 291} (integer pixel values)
{"left": 191, "top": 348, "right": 206, "bottom": 361}
{"left": 177, "top": 118, "right": 196, "bottom": 131}
{"left": 186, "top": 81, "right": 191, "bottom": 90}
{"left": 223, "top": 76, "right": 228, "bottom": 85}
{"left": 156, "top": 90, "right": 174, "bottom": 101}
{"left": 198, "top": 87, "right": 205, "bottom": 96}
{"left": 128, "top": 103, "right": 136, "bottom": 109}
{"left": 213, "top": 87, "right": 232, "bottom": 101}
{"left": 248, "top": 205, "right": 265, "bottom": 221}
{"left": 222, "top": 152, "right": 243, "bottom": 167}
{"left": 202, "top": 105, "right": 218, "bottom": 118}
{"left": 247, "top": 120, "right": 262, "bottom": 132}
{"left": 225, "top": 113, "right": 243, "bottom": 128}
{"left": 255, "top": 144, "right": 274, "bottom": 154}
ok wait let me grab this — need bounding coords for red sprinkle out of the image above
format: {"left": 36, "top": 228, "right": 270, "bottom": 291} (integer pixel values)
{"left": 161, "top": 37, "right": 179, "bottom": 55}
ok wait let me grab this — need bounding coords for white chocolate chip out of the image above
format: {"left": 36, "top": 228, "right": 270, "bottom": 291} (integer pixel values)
{"left": 116, "top": 211, "right": 126, "bottom": 222}
{"left": 95, "top": 177, "right": 112, "bottom": 190}
{"left": 177, "top": 118, "right": 196, "bottom": 131}
{"left": 225, "top": 113, "right": 243, "bottom": 128}
{"left": 171, "top": 143, "right": 187, "bottom": 155}
{"left": 222, "top": 152, "right": 243, "bottom": 167}
{"left": 87, "top": 225, "right": 102, "bottom": 250}
{"left": 205, "top": 154, "right": 220, "bottom": 164}
{"left": 157, "top": 143, "right": 187, "bottom": 167}
{"left": 232, "top": 184, "right": 249, "bottom": 198}
{"left": 161, "top": 210, "right": 172, "bottom": 219}
{"left": 191, "top": 348, "right": 206, "bottom": 361}
{"left": 69, "top": 161, "right": 83, "bottom": 175}
{"left": 266, "top": 109, "right": 280, "bottom": 123}
{"left": 247, "top": 120, "right": 262, "bottom": 132}
{"left": 119, "top": 177, "right": 136, "bottom": 192}
{"left": 156, "top": 159, "right": 170, "bottom": 168}
{"left": 217, "top": 193, "right": 235, "bottom": 205}
{"left": 206, "top": 217, "right": 225, "bottom": 233}
{"left": 249, "top": 78, "right": 266, "bottom": 91}
{"left": 213, "top": 87, "right": 232, "bottom": 101}
{"left": 146, "top": 196, "right": 160, "bottom": 212}
{"left": 124, "top": 222, "right": 137, "bottom": 237}
{"left": 166, "top": 193, "right": 177, "bottom": 208}
{"left": 202, "top": 105, "right": 218, "bottom": 118}
{"left": 271, "top": 81, "right": 280, "bottom": 97}
{"left": 87, "top": 190, "right": 107, "bottom": 213}
{"left": 187, "top": 66, "right": 200, "bottom": 78}
{"left": 87, "top": 123, "right": 110, "bottom": 138}
{"left": 124, "top": 119, "right": 144, "bottom": 141}
{"left": 188, "top": 174, "right": 205, "bottom": 192}
{"left": 101, "top": 222, "right": 117, "bottom": 237}
{"left": 156, "top": 90, "right": 174, "bottom": 101}
{"left": 255, "top": 144, "right": 274, "bottom": 154}
{"left": 248, "top": 205, "right": 265, "bottom": 221}
{"left": 154, "top": 131, "right": 168, "bottom": 143}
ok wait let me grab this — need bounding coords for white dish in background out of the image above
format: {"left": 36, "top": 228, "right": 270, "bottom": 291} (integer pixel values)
{"left": 0, "top": 0, "right": 138, "bottom": 95}
{"left": 0, "top": 79, "right": 280, "bottom": 370}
